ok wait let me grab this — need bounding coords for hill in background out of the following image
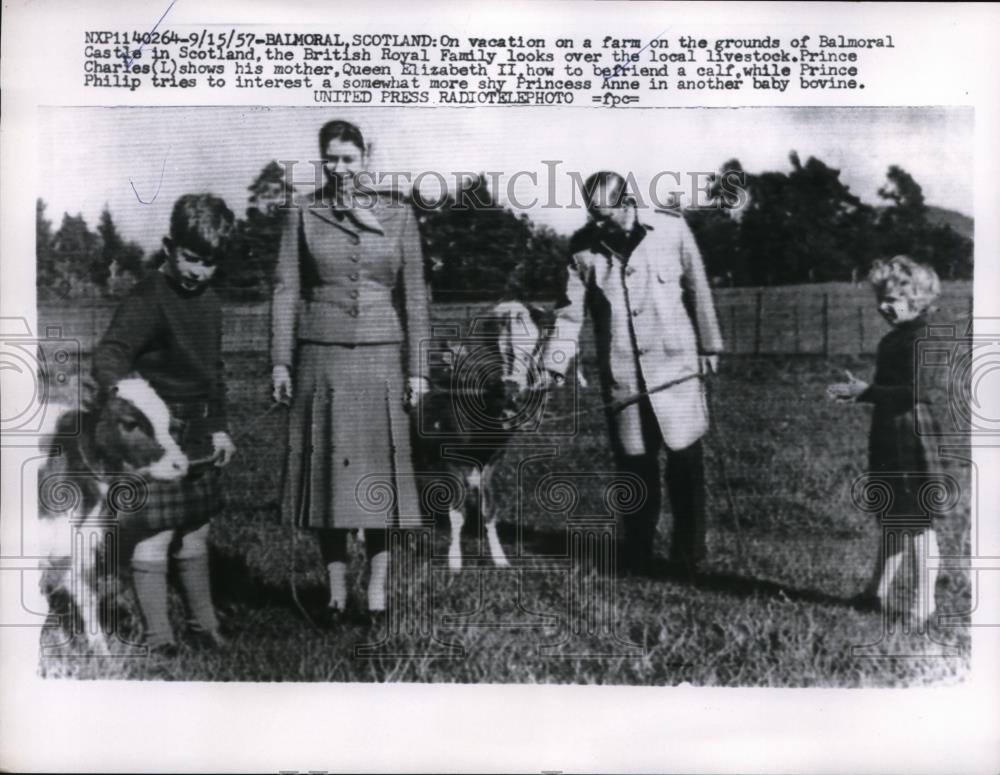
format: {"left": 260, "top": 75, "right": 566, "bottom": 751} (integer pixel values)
{"left": 925, "top": 205, "right": 974, "bottom": 240}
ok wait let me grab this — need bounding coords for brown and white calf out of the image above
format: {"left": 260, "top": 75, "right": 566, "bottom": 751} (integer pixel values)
{"left": 418, "top": 301, "right": 576, "bottom": 571}
{"left": 36, "top": 377, "right": 187, "bottom": 651}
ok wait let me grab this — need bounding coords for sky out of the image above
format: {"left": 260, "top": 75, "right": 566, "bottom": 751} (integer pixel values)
{"left": 37, "top": 106, "right": 973, "bottom": 252}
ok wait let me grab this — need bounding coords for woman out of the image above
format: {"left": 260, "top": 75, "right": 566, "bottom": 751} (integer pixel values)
{"left": 271, "top": 119, "right": 431, "bottom": 626}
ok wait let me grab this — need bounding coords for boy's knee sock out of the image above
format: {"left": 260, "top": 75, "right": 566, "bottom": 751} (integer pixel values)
{"left": 131, "top": 559, "right": 174, "bottom": 647}
{"left": 914, "top": 529, "right": 939, "bottom": 619}
{"left": 368, "top": 551, "right": 389, "bottom": 613}
{"left": 175, "top": 553, "right": 220, "bottom": 633}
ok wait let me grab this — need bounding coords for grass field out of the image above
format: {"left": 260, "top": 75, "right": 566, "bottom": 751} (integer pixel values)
{"left": 38, "top": 354, "right": 972, "bottom": 686}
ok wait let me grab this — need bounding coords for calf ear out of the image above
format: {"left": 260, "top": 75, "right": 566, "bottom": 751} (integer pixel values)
{"left": 527, "top": 303, "right": 554, "bottom": 329}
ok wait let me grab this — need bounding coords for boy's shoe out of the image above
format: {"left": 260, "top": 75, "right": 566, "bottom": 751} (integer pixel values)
{"left": 849, "top": 593, "right": 883, "bottom": 613}
{"left": 321, "top": 604, "right": 373, "bottom": 630}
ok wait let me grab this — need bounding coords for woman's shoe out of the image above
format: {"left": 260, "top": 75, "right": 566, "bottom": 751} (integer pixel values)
{"left": 186, "top": 628, "right": 229, "bottom": 650}
{"left": 322, "top": 606, "right": 348, "bottom": 631}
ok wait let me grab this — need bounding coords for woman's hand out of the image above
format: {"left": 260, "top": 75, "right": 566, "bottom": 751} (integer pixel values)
{"left": 272, "top": 365, "right": 293, "bottom": 404}
{"left": 826, "top": 369, "right": 868, "bottom": 401}
{"left": 699, "top": 355, "right": 719, "bottom": 375}
{"left": 406, "top": 376, "right": 431, "bottom": 409}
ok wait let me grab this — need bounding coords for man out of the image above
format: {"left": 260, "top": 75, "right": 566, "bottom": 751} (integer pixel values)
{"left": 542, "top": 171, "right": 723, "bottom": 577}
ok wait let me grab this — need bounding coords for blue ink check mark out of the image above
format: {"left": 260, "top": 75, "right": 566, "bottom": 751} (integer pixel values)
{"left": 130, "top": 150, "right": 169, "bottom": 204}
{"left": 120, "top": 0, "right": 179, "bottom": 71}
{"left": 604, "top": 30, "right": 669, "bottom": 81}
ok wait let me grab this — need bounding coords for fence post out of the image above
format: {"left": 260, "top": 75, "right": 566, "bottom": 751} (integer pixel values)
{"left": 792, "top": 304, "right": 800, "bottom": 354}
{"left": 821, "top": 293, "right": 829, "bottom": 357}
{"left": 857, "top": 305, "right": 865, "bottom": 353}
{"left": 729, "top": 305, "right": 737, "bottom": 354}
{"left": 753, "top": 291, "right": 763, "bottom": 355}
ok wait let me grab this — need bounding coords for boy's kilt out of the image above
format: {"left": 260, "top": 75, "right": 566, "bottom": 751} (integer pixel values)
{"left": 120, "top": 409, "right": 224, "bottom": 532}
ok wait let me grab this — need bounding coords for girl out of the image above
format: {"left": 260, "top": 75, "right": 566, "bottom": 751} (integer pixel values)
{"left": 827, "top": 255, "right": 945, "bottom": 624}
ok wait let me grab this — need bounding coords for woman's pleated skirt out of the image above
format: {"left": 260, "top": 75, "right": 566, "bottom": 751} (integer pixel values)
{"left": 281, "top": 342, "right": 420, "bottom": 530}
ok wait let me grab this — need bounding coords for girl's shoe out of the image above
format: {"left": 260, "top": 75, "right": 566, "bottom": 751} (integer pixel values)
{"left": 147, "top": 641, "right": 179, "bottom": 659}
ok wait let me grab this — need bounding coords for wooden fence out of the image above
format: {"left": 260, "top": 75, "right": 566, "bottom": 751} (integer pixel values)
{"left": 36, "top": 282, "right": 973, "bottom": 358}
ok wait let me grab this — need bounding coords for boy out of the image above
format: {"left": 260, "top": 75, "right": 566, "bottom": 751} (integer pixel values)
{"left": 93, "top": 193, "right": 236, "bottom": 656}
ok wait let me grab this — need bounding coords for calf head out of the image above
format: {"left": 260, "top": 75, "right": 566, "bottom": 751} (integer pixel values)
{"left": 93, "top": 378, "right": 188, "bottom": 481}
{"left": 493, "top": 300, "right": 552, "bottom": 409}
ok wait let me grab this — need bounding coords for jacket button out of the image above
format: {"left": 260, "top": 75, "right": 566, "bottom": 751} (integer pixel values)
{"left": 350, "top": 255, "right": 360, "bottom": 262}
{"left": 349, "top": 290, "right": 359, "bottom": 299}
{"left": 349, "top": 307, "right": 359, "bottom": 317}
{"left": 625, "top": 266, "right": 636, "bottom": 276}
{"left": 632, "top": 309, "right": 641, "bottom": 317}
{"left": 349, "top": 272, "right": 359, "bottom": 281}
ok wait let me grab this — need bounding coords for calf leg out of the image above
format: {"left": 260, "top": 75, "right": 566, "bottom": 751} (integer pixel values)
{"left": 448, "top": 507, "right": 464, "bottom": 573}
{"left": 481, "top": 464, "right": 509, "bottom": 568}
{"left": 70, "top": 526, "right": 110, "bottom": 655}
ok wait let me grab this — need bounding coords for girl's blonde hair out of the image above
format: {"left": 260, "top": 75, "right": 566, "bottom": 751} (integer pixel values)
{"left": 868, "top": 255, "right": 941, "bottom": 314}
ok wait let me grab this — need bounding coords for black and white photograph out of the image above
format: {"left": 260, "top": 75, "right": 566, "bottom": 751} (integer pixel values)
{"left": 20, "top": 105, "right": 977, "bottom": 684}
{"left": 2, "top": 2, "right": 999, "bottom": 773}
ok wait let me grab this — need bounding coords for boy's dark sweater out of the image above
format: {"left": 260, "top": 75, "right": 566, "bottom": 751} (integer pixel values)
{"left": 93, "top": 271, "right": 227, "bottom": 432}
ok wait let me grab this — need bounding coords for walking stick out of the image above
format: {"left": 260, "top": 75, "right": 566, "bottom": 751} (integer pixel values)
{"left": 703, "top": 372, "right": 747, "bottom": 567}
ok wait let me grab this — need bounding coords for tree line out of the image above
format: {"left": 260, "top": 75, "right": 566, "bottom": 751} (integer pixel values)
{"left": 36, "top": 153, "right": 972, "bottom": 303}
{"left": 686, "top": 154, "right": 973, "bottom": 286}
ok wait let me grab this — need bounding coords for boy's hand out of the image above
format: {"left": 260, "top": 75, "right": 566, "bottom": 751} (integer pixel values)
{"left": 826, "top": 369, "right": 868, "bottom": 401}
{"left": 272, "top": 365, "right": 292, "bottom": 404}
{"left": 211, "top": 432, "right": 237, "bottom": 467}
